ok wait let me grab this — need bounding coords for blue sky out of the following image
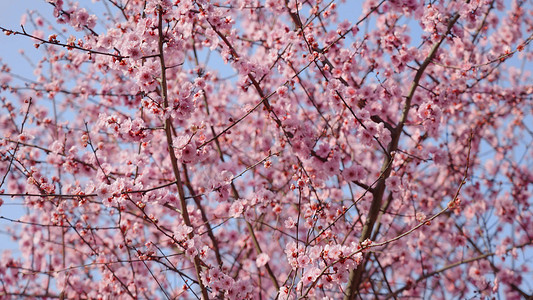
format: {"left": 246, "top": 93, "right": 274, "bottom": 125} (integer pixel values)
{"left": 0, "top": 0, "right": 62, "bottom": 254}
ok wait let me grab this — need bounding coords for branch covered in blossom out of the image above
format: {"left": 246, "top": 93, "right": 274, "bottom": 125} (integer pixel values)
{"left": 0, "top": 0, "right": 532, "bottom": 299}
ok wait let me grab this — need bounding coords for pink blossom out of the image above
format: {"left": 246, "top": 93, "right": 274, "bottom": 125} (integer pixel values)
{"left": 343, "top": 165, "right": 367, "bottom": 182}
{"left": 256, "top": 253, "right": 270, "bottom": 268}
{"left": 229, "top": 201, "right": 244, "bottom": 218}
{"left": 386, "top": 176, "right": 402, "bottom": 192}
{"left": 0, "top": 1, "right": 531, "bottom": 299}
{"left": 284, "top": 217, "right": 296, "bottom": 229}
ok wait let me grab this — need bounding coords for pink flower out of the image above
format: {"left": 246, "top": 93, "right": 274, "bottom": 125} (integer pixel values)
{"left": 75, "top": 9, "right": 89, "bottom": 26}
{"left": 297, "top": 254, "right": 311, "bottom": 267}
{"left": 137, "top": 68, "right": 154, "bottom": 85}
{"left": 18, "top": 133, "right": 34, "bottom": 142}
{"left": 229, "top": 201, "right": 244, "bottom": 218}
{"left": 256, "top": 253, "right": 270, "bottom": 268}
{"left": 179, "top": 144, "right": 197, "bottom": 163}
{"left": 277, "top": 85, "right": 289, "bottom": 97}
{"left": 386, "top": 176, "right": 402, "bottom": 192}
{"left": 337, "top": 20, "right": 352, "bottom": 34}
{"left": 284, "top": 217, "right": 296, "bottom": 229}
{"left": 343, "top": 165, "right": 366, "bottom": 182}
{"left": 127, "top": 47, "right": 143, "bottom": 60}
{"left": 300, "top": 267, "right": 321, "bottom": 286}
{"left": 278, "top": 286, "right": 294, "bottom": 300}
{"left": 175, "top": 225, "right": 193, "bottom": 241}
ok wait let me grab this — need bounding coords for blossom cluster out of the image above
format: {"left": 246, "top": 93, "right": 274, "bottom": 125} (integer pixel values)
{"left": 0, "top": 0, "right": 532, "bottom": 299}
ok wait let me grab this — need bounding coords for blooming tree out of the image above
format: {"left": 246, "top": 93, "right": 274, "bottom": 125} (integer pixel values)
{"left": 1, "top": 0, "right": 532, "bottom": 299}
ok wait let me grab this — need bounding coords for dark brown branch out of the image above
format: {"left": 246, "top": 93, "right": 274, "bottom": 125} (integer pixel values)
{"left": 344, "top": 13, "right": 462, "bottom": 300}
{"left": 156, "top": 6, "right": 208, "bottom": 299}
